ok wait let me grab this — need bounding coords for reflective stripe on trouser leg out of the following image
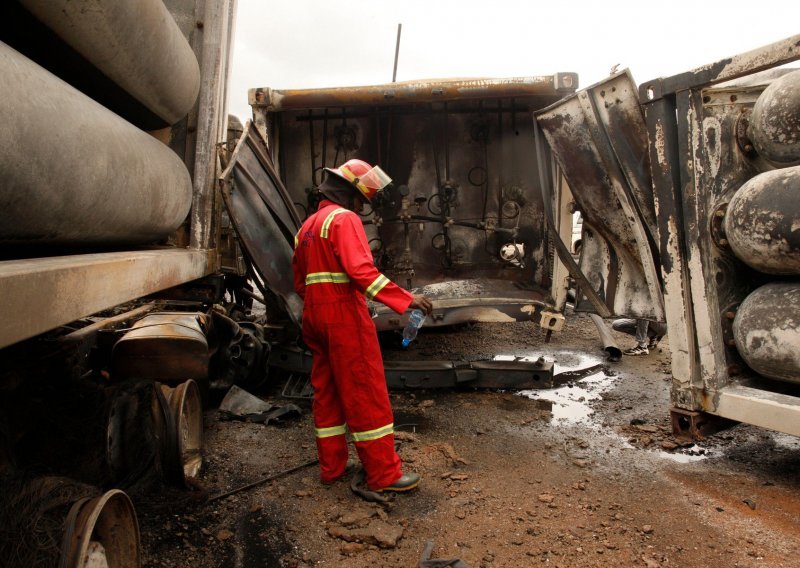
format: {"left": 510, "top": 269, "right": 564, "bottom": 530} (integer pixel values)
{"left": 303, "top": 319, "right": 349, "bottom": 484}
{"left": 327, "top": 300, "right": 402, "bottom": 490}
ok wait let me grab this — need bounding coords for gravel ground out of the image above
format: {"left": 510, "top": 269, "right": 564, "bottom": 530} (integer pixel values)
{"left": 139, "top": 310, "right": 800, "bottom": 567}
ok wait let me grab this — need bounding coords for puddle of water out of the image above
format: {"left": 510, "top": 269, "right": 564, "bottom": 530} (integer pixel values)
{"left": 514, "top": 350, "right": 614, "bottom": 427}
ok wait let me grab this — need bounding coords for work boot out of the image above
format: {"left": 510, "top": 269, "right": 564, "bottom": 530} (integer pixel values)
{"left": 623, "top": 345, "right": 649, "bottom": 356}
{"left": 376, "top": 472, "right": 420, "bottom": 493}
{"left": 647, "top": 335, "right": 664, "bottom": 350}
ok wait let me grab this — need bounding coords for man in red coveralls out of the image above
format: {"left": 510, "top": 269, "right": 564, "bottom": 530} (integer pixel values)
{"left": 293, "top": 159, "right": 432, "bottom": 492}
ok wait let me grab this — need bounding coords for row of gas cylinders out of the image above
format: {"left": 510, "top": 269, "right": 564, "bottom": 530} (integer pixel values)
{"left": 723, "top": 70, "right": 800, "bottom": 383}
{"left": 0, "top": 0, "right": 200, "bottom": 245}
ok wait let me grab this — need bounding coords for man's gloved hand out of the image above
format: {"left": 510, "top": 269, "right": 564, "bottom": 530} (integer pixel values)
{"left": 409, "top": 294, "right": 433, "bottom": 315}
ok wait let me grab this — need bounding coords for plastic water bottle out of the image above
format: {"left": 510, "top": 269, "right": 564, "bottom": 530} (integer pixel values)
{"left": 401, "top": 309, "right": 426, "bottom": 347}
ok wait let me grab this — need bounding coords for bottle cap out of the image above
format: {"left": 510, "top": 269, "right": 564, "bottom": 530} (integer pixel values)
{"left": 402, "top": 338, "right": 411, "bottom": 347}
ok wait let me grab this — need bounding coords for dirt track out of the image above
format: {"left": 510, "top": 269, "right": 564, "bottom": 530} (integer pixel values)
{"left": 139, "top": 311, "right": 800, "bottom": 567}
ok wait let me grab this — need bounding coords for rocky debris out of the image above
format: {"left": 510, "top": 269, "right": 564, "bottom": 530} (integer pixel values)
{"left": 328, "top": 520, "right": 404, "bottom": 549}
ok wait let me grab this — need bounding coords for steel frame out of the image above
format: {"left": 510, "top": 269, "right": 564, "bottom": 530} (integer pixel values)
{"left": 640, "top": 34, "right": 800, "bottom": 437}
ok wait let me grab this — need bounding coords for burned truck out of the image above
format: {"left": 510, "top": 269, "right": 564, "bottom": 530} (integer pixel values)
{"left": 0, "top": 0, "right": 798, "bottom": 562}
{"left": 537, "top": 35, "right": 800, "bottom": 439}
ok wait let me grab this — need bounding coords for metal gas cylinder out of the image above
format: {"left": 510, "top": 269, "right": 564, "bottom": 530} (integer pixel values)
{"left": 733, "top": 282, "right": 800, "bottom": 384}
{"left": 724, "top": 166, "right": 800, "bottom": 274}
{"left": 748, "top": 69, "right": 800, "bottom": 165}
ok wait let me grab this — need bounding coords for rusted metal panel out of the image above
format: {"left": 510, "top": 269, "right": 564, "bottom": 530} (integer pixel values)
{"left": 112, "top": 312, "right": 209, "bottom": 383}
{"left": 639, "top": 34, "right": 800, "bottom": 101}
{"left": 0, "top": 249, "right": 213, "bottom": 349}
{"left": 190, "top": 0, "right": 236, "bottom": 251}
{"left": 536, "top": 70, "right": 664, "bottom": 321}
{"left": 249, "top": 75, "right": 578, "bottom": 112}
{"left": 220, "top": 122, "right": 303, "bottom": 327}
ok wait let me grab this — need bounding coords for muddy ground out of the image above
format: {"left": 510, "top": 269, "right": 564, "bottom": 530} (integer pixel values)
{"left": 139, "top": 310, "right": 800, "bottom": 567}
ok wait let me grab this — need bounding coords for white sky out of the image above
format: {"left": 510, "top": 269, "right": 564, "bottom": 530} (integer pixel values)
{"left": 229, "top": 0, "right": 798, "bottom": 121}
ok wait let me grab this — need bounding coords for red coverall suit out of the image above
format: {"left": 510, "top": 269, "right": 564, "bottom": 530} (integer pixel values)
{"left": 292, "top": 199, "right": 413, "bottom": 489}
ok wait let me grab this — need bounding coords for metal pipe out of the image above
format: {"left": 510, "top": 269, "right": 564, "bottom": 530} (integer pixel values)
{"left": 16, "top": 0, "right": 200, "bottom": 128}
{"left": 250, "top": 76, "right": 566, "bottom": 111}
{"left": 392, "top": 23, "right": 402, "bottom": 83}
{"left": 59, "top": 303, "right": 157, "bottom": 343}
{"left": 0, "top": 43, "right": 192, "bottom": 245}
{"left": 588, "top": 313, "right": 622, "bottom": 361}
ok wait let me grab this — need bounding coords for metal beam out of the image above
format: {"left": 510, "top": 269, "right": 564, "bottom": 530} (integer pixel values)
{"left": 0, "top": 249, "right": 213, "bottom": 348}
{"left": 249, "top": 74, "right": 579, "bottom": 112}
{"left": 713, "top": 384, "right": 800, "bottom": 437}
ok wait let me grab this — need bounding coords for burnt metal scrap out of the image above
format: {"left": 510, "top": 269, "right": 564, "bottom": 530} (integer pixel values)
{"left": 268, "top": 345, "right": 554, "bottom": 391}
{"left": 218, "top": 385, "right": 302, "bottom": 424}
{"left": 535, "top": 70, "right": 664, "bottom": 322}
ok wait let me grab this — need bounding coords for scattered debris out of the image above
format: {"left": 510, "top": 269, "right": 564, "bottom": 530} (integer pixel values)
{"left": 419, "top": 540, "right": 469, "bottom": 568}
{"left": 328, "top": 520, "right": 404, "bottom": 549}
{"left": 743, "top": 498, "right": 757, "bottom": 510}
{"left": 218, "top": 385, "right": 302, "bottom": 424}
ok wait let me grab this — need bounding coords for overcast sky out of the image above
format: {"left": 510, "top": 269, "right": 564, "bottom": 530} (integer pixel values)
{"left": 229, "top": 1, "right": 798, "bottom": 121}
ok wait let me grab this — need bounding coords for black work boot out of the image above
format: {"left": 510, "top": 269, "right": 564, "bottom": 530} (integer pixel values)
{"left": 376, "top": 472, "right": 421, "bottom": 492}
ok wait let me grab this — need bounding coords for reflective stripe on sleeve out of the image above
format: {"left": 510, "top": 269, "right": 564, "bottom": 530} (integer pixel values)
{"left": 315, "top": 424, "right": 347, "bottom": 438}
{"left": 305, "top": 272, "right": 350, "bottom": 285}
{"left": 320, "top": 208, "right": 349, "bottom": 238}
{"left": 365, "top": 274, "right": 390, "bottom": 300}
{"left": 350, "top": 422, "right": 393, "bottom": 442}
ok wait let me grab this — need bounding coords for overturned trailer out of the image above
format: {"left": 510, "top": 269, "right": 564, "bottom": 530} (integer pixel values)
{"left": 538, "top": 35, "right": 800, "bottom": 438}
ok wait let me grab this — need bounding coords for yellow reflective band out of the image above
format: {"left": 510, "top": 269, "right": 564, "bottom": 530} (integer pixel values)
{"left": 294, "top": 230, "right": 300, "bottom": 249}
{"left": 305, "top": 272, "right": 350, "bottom": 285}
{"left": 315, "top": 424, "right": 347, "bottom": 438}
{"left": 365, "top": 274, "right": 390, "bottom": 300}
{"left": 320, "top": 208, "right": 349, "bottom": 238}
{"left": 351, "top": 423, "right": 394, "bottom": 442}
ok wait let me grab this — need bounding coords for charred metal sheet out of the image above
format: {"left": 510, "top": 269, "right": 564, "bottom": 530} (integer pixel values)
{"left": 733, "top": 283, "right": 800, "bottom": 384}
{"left": 536, "top": 70, "right": 664, "bottom": 321}
{"left": 111, "top": 312, "right": 209, "bottom": 383}
{"left": 249, "top": 75, "right": 578, "bottom": 111}
{"left": 0, "top": 249, "right": 213, "bottom": 350}
{"left": 219, "top": 385, "right": 302, "bottom": 424}
{"left": 220, "top": 122, "right": 303, "bottom": 326}
{"left": 640, "top": 35, "right": 800, "bottom": 102}
{"left": 371, "top": 278, "right": 548, "bottom": 331}
{"left": 268, "top": 345, "right": 554, "bottom": 390}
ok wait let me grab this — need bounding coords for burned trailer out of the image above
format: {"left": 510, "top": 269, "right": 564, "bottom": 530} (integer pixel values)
{"left": 538, "top": 35, "right": 800, "bottom": 438}
{"left": 246, "top": 75, "right": 579, "bottom": 334}
{"left": 0, "top": 1, "right": 237, "bottom": 565}
{"left": 639, "top": 35, "right": 800, "bottom": 438}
